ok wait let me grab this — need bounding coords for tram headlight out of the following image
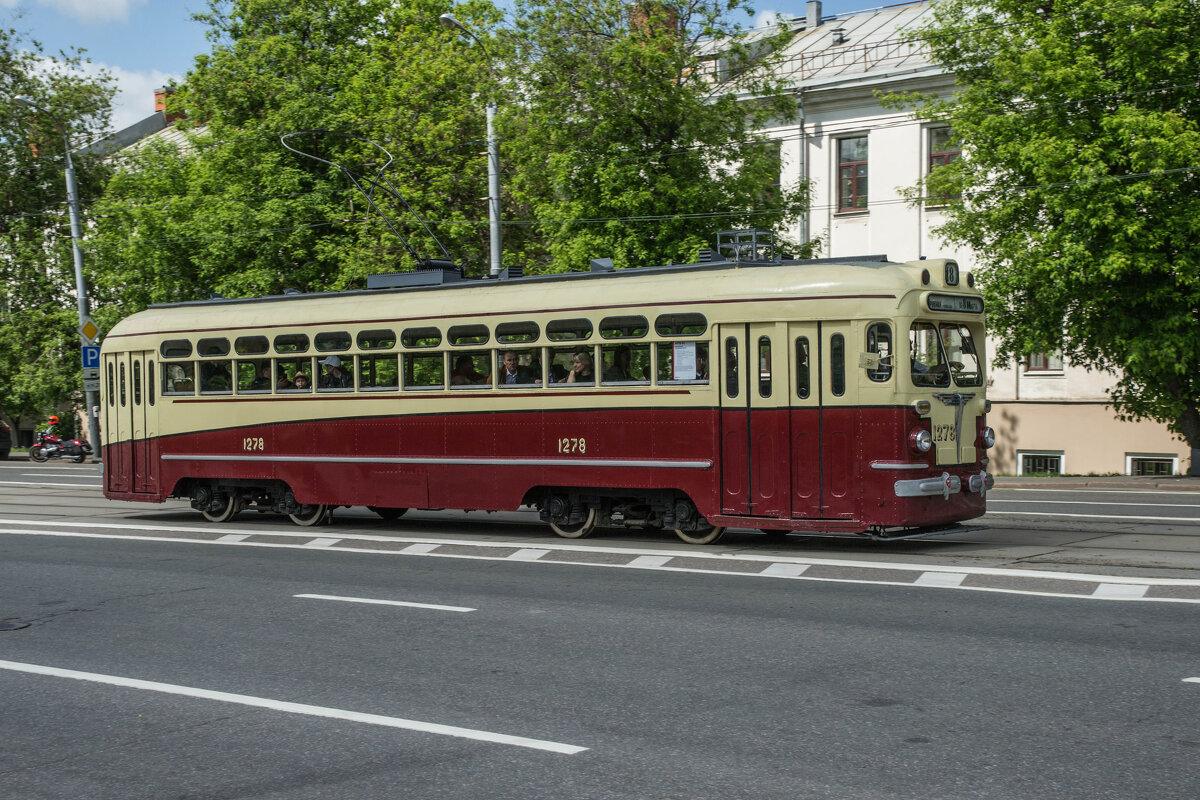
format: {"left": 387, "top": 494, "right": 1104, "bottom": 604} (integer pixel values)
{"left": 910, "top": 429, "right": 933, "bottom": 454}
{"left": 981, "top": 426, "right": 996, "bottom": 449}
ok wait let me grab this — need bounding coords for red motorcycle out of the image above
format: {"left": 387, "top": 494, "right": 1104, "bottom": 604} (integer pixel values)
{"left": 29, "top": 419, "right": 92, "bottom": 464}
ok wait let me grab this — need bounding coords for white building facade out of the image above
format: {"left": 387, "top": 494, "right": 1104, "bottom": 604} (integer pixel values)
{"left": 749, "top": 0, "right": 1190, "bottom": 475}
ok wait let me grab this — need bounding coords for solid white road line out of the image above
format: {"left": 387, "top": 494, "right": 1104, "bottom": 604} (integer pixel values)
{"left": 0, "top": 480, "right": 102, "bottom": 489}
{"left": 0, "top": 659, "right": 584, "bottom": 754}
{"left": 295, "top": 593, "right": 475, "bottom": 613}
{"left": 987, "top": 511, "right": 1200, "bottom": 523}
{"left": 989, "top": 499, "right": 1200, "bottom": 509}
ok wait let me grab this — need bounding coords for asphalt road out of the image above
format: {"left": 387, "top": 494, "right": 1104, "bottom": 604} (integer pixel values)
{"left": 1, "top": 462, "right": 1199, "bottom": 799}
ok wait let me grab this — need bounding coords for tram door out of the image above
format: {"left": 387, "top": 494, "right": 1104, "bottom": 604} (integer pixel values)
{"left": 103, "top": 351, "right": 157, "bottom": 495}
{"left": 719, "top": 323, "right": 791, "bottom": 517}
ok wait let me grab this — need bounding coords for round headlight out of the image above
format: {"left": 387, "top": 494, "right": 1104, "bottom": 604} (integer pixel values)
{"left": 981, "top": 426, "right": 996, "bottom": 449}
{"left": 911, "top": 429, "right": 933, "bottom": 453}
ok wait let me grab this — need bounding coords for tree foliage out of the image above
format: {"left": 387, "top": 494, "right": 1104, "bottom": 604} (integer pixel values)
{"left": 86, "top": 0, "right": 500, "bottom": 326}
{"left": 899, "top": 0, "right": 1200, "bottom": 449}
{"left": 0, "top": 25, "right": 113, "bottom": 432}
{"left": 502, "top": 0, "right": 809, "bottom": 270}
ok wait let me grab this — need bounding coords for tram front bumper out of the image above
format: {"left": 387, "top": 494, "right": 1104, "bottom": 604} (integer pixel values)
{"left": 894, "top": 470, "right": 993, "bottom": 500}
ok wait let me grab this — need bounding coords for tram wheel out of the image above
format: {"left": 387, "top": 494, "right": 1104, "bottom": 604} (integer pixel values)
{"left": 549, "top": 507, "right": 598, "bottom": 539}
{"left": 368, "top": 506, "right": 408, "bottom": 521}
{"left": 200, "top": 493, "right": 239, "bottom": 523}
{"left": 674, "top": 524, "right": 727, "bottom": 546}
{"left": 289, "top": 504, "right": 329, "bottom": 527}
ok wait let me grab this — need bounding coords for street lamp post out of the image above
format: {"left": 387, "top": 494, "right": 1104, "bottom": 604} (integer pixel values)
{"left": 19, "top": 98, "right": 102, "bottom": 458}
{"left": 439, "top": 12, "right": 502, "bottom": 277}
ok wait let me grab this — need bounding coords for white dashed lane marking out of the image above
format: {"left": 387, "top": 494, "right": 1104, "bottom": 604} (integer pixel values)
{"left": 295, "top": 594, "right": 475, "bottom": 613}
{"left": 0, "top": 660, "right": 584, "bottom": 754}
{"left": 1092, "top": 583, "right": 1150, "bottom": 599}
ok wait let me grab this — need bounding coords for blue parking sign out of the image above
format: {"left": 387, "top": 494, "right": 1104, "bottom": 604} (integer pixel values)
{"left": 82, "top": 345, "right": 100, "bottom": 369}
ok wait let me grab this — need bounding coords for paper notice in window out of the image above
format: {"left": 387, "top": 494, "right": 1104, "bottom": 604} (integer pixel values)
{"left": 673, "top": 342, "right": 697, "bottom": 380}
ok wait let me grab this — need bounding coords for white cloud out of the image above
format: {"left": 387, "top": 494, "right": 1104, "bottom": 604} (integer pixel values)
{"left": 755, "top": 10, "right": 786, "bottom": 28}
{"left": 40, "top": 55, "right": 178, "bottom": 132}
{"left": 36, "top": 0, "right": 148, "bottom": 25}
{"left": 105, "top": 63, "right": 178, "bottom": 130}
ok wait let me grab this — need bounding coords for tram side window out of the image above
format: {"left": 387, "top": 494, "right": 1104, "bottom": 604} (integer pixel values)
{"left": 865, "top": 322, "right": 893, "bottom": 382}
{"left": 910, "top": 322, "right": 950, "bottom": 388}
{"left": 237, "top": 359, "right": 273, "bottom": 393}
{"left": 235, "top": 336, "right": 269, "bottom": 356}
{"left": 359, "top": 354, "right": 399, "bottom": 390}
{"left": 133, "top": 363, "right": 142, "bottom": 405}
{"left": 163, "top": 362, "right": 195, "bottom": 394}
{"left": 831, "top": 334, "right": 846, "bottom": 397}
{"left": 795, "top": 338, "right": 811, "bottom": 399}
{"left": 494, "top": 348, "right": 542, "bottom": 387}
{"left": 725, "top": 337, "right": 739, "bottom": 398}
{"left": 601, "top": 343, "right": 650, "bottom": 384}
{"left": 758, "top": 337, "right": 772, "bottom": 397}
{"left": 107, "top": 362, "right": 115, "bottom": 405}
{"left": 315, "top": 331, "right": 351, "bottom": 352}
{"left": 161, "top": 339, "right": 192, "bottom": 358}
{"left": 200, "top": 360, "right": 233, "bottom": 393}
{"left": 148, "top": 361, "right": 155, "bottom": 406}
{"left": 119, "top": 362, "right": 126, "bottom": 406}
{"left": 405, "top": 353, "right": 445, "bottom": 390}
{"left": 450, "top": 352, "right": 489, "bottom": 388}
{"left": 277, "top": 358, "right": 313, "bottom": 392}
{"left": 656, "top": 342, "right": 709, "bottom": 383}
{"left": 548, "top": 347, "right": 596, "bottom": 386}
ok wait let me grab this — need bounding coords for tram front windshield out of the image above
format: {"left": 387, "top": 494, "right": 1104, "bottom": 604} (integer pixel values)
{"left": 909, "top": 322, "right": 982, "bottom": 388}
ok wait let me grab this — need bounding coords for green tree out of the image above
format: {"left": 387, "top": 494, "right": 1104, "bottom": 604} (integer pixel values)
{"left": 897, "top": 0, "right": 1200, "bottom": 470}
{"left": 501, "top": 0, "right": 810, "bottom": 271}
{"left": 0, "top": 25, "right": 114, "bottom": 434}
{"left": 86, "top": 0, "right": 501, "bottom": 322}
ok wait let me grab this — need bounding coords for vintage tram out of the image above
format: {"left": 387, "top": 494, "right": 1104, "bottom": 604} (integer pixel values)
{"left": 99, "top": 232, "right": 993, "bottom": 545}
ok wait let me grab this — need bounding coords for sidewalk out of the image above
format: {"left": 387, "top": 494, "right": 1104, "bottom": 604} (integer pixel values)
{"left": 995, "top": 474, "right": 1200, "bottom": 491}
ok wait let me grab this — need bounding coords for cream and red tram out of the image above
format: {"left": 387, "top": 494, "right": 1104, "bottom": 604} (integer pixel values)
{"left": 100, "top": 235, "right": 994, "bottom": 544}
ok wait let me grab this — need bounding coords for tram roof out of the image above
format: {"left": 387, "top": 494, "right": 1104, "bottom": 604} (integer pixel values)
{"left": 145, "top": 253, "right": 917, "bottom": 313}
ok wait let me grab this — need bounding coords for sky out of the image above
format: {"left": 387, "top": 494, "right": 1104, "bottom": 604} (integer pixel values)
{"left": 1, "top": 0, "right": 884, "bottom": 134}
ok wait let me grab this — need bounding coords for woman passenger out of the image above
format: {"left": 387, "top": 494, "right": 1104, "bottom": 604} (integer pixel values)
{"left": 561, "top": 352, "right": 594, "bottom": 383}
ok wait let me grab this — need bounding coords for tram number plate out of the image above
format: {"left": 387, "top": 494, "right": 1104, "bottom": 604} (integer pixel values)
{"left": 557, "top": 437, "right": 587, "bottom": 454}
{"left": 932, "top": 424, "right": 956, "bottom": 444}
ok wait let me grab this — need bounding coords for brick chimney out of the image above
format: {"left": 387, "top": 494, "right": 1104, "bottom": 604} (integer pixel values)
{"left": 154, "top": 87, "right": 185, "bottom": 124}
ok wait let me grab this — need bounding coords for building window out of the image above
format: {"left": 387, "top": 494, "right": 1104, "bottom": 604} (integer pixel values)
{"left": 1127, "top": 455, "right": 1178, "bottom": 476}
{"left": 927, "top": 127, "right": 960, "bottom": 204}
{"left": 1025, "top": 352, "right": 1064, "bottom": 372}
{"left": 928, "top": 127, "right": 960, "bottom": 171}
{"left": 837, "top": 136, "right": 868, "bottom": 212}
{"left": 1018, "top": 451, "right": 1064, "bottom": 476}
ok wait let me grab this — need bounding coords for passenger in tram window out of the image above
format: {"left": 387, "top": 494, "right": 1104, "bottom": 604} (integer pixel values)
{"left": 276, "top": 366, "right": 291, "bottom": 390}
{"left": 201, "top": 361, "right": 232, "bottom": 392}
{"left": 451, "top": 354, "right": 487, "bottom": 385}
{"left": 696, "top": 346, "right": 709, "bottom": 380}
{"left": 319, "top": 355, "right": 352, "bottom": 389}
{"left": 249, "top": 361, "right": 273, "bottom": 390}
{"left": 603, "top": 345, "right": 633, "bottom": 382}
{"left": 561, "top": 352, "right": 594, "bottom": 383}
{"left": 493, "top": 350, "right": 540, "bottom": 386}
{"left": 293, "top": 372, "right": 311, "bottom": 390}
